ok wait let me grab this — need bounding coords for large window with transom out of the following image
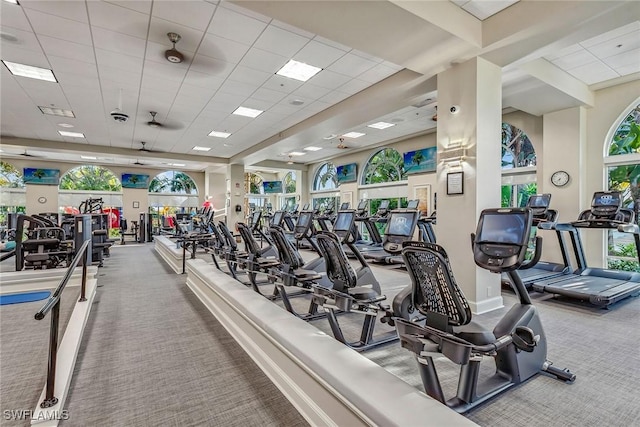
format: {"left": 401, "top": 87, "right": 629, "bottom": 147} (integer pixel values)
{"left": 148, "top": 170, "right": 199, "bottom": 231}
{"left": 0, "top": 161, "right": 26, "bottom": 229}
{"left": 312, "top": 163, "right": 338, "bottom": 212}
{"left": 605, "top": 100, "right": 640, "bottom": 272}
{"left": 501, "top": 123, "right": 537, "bottom": 208}
{"left": 58, "top": 165, "right": 123, "bottom": 214}
{"left": 282, "top": 171, "right": 297, "bottom": 211}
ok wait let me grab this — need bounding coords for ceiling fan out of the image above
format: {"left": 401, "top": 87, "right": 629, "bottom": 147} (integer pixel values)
{"left": 138, "top": 141, "right": 157, "bottom": 153}
{"left": 336, "top": 137, "right": 350, "bottom": 149}
{"left": 165, "top": 32, "right": 184, "bottom": 63}
{"left": 19, "top": 150, "right": 41, "bottom": 158}
{"left": 146, "top": 111, "right": 183, "bottom": 130}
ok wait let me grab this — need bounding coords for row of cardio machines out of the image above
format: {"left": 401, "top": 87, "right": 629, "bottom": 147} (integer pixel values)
{"left": 511, "top": 191, "right": 640, "bottom": 307}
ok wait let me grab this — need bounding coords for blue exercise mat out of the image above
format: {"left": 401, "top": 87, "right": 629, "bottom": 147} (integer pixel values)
{"left": 0, "top": 291, "right": 51, "bottom": 306}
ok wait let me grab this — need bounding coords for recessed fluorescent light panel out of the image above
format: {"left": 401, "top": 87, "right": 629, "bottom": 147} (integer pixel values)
{"left": 304, "top": 146, "right": 322, "bottom": 151}
{"left": 342, "top": 132, "right": 365, "bottom": 138}
{"left": 58, "top": 130, "right": 84, "bottom": 138}
{"left": 192, "top": 146, "right": 211, "bottom": 152}
{"left": 289, "top": 151, "right": 305, "bottom": 156}
{"left": 367, "top": 122, "right": 395, "bottom": 130}
{"left": 3, "top": 0, "right": 20, "bottom": 4}
{"left": 58, "top": 123, "right": 74, "bottom": 128}
{"left": 232, "top": 106, "right": 263, "bottom": 118}
{"left": 276, "top": 59, "right": 322, "bottom": 82}
{"left": 208, "top": 130, "right": 231, "bottom": 138}
{"left": 2, "top": 60, "right": 57, "bottom": 82}
{"left": 81, "top": 156, "right": 97, "bottom": 160}
{"left": 39, "top": 106, "right": 75, "bottom": 117}
{"left": 170, "top": 163, "right": 185, "bottom": 167}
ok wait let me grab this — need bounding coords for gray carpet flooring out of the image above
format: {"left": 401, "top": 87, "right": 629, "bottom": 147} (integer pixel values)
{"left": 59, "top": 244, "right": 308, "bottom": 427}
{"left": 0, "top": 287, "right": 80, "bottom": 427}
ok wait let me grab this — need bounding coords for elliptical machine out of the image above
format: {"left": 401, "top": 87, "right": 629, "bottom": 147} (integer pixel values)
{"left": 395, "top": 208, "right": 574, "bottom": 413}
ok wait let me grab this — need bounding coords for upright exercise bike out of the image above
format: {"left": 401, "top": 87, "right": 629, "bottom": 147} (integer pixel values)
{"left": 395, "top": 208, "right": 575, "bottom": 413}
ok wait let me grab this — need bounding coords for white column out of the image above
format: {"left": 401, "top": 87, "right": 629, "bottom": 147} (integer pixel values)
{"left": 436, "top": 57, "right": 503, "bottom": 314}
{"left": 226, "top": 164, "right": 245, "bottom": 227}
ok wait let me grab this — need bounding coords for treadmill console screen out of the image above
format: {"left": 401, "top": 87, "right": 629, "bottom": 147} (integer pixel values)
{"left": 478, "top": 212, "right": 528, "bottom": 245}
{"left": 357, "top": 200, "right": 367, "bottom": 210}
{"left": 302, "top": 203, "right": 310, "bottom": 210}
{"left": 296, "top": 212, "right": 313, "bottom": 230}
{"left": 272, "top": 211, "right": 284, "bottom": 226}
{"left": 252, "top": 211, "right": 262, "bottom": 225}
{"left": 333, "top": 211, "right": 355, "bottom": 232}
{"left": 340, "top": 202, "right": 350, "bottom": 210}
{"left": 527, "top": 194, "right": 551, "bottom": 208}
{"left": 379, "top": 200, "right": 390, "bottom": 210}
{"left": 386, "top": 212, "right": 418, "bottom": 237}
{"left": 591, "top": 192, "right": 621, "bottom": 216}
{"left": 407, "top": 200, "right": 419, "bottom": 210}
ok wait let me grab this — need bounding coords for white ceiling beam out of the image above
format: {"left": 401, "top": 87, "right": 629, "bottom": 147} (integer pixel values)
{"left": 388, "top": 0, "right": 482, "bottom": 47}
{"left": 519, "top": 58, "right": 594, "bottom": 107}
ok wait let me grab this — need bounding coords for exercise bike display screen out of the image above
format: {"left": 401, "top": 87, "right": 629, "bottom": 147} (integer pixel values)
{"left": 478, "top": 212, "right": 527, "bottom": 245}
{"left": 297, "top": 212, "right": 312, "bottom": 229}
{"left": 527, "top": 194, "right": 551, "bottom": 208}
{"left": 340, "top": 202, "right": 350, "bottom": 210}
{"left": 407, "top": 200, "right": 419, "bottom": 210}
{"left": 357, "top": 200, "right": 367, "bottom": 210}
{"left": 333, "top": 211, "right": 355, "bottom": 232}
{"left": 387, "top": 212, "right": 418, "bottom": 237}
{"left": 272, "top": 211, "right": 284, "bottom": 226}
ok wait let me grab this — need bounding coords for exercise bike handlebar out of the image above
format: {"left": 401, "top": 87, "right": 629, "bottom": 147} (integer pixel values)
{"left": 519, "top": 236, "right": 543, "bottom": 270}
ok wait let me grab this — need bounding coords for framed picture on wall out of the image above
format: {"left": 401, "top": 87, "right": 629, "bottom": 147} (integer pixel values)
{"left": 447, "top": 171, "right": 464, "bottom": 195}
{"left": 413, "top": 185, "right": 431, "bottom": 216}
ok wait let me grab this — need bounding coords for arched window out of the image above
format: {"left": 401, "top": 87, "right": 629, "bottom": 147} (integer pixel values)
{"left": 149, "top": 170, "right": 197, "bottom": 194}
{"left": 284, "top": 171, "right": 296, "bottom": 194}
{"left": 245, "top": 173, "right": 264, "bottom": 195}
{"left": 313, "top": 163, "right": 338, "bottom": 191}
{"left": 59, "top": 165, "right": 123, "bottom": 214}
{"left": 361, "top": 148, "right": 406, "bottom": 185}
{"left": 0, "top": 162, "right": 26, "bottom": 225}
{"left": 501, "top": 123, "right": 537, "bottom": 208}
{"left": 605, "top": 101, "right": 640, "bottom": 272}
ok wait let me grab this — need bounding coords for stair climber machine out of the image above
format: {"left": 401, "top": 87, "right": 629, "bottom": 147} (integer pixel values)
{"left": 311, "top": 209, "right": 418, "bottom": 351}
{"left": 507, "top": 194, "right": 574, "bottom": 288}
{"left": 394, "top": 207, "right": 575, "bottom": 413}
{"left": 531, "top": 191, "right": 640, "bottom": 307}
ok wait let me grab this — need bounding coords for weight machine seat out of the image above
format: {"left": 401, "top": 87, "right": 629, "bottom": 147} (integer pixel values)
{"left": 22, "top": 238, "right": 60, "bottom": 249}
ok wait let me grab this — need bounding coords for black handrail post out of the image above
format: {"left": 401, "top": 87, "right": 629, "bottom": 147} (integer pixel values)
{"left": 182, "top": 239, "right": 187, "bottom": 274}
{"left": 41, "top": 302, "right": 60, "bottom": 408}
{"left": 79, "top": 247, "right": 87, "bottom": 302}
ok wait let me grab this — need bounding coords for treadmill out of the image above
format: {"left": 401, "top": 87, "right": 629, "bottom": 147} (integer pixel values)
{"left": 531, "top": 191, "right": 640, "bottom": 307}
{"left": 363, "top": 209, "right": 420, "bottom": 265}
{"left": 356, "top": 200, "right": 390, "bottom": 256}
{"left": 511, "top": 194, "right": 573, "bottom": 288}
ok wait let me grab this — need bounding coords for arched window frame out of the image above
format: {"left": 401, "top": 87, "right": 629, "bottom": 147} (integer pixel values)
{"left": 0, "top": 161, "right": 25, "bottom": 189}
{"left": 245, "top": 172, "right": 264, "bottom": 195}
{"left": 284, "top": 171, "right": 297, "bottom": 194}
{"left": 312, "top": 162, "right": 338, "bottom": 192}
{"left": 58, "top": 165, "right": 123, "bottom": 210}
{"left": 360, "top": 148, "right": 406, "bottom": 186}
{"left": 148, "top": 170, "right": 198, "bottom": 195}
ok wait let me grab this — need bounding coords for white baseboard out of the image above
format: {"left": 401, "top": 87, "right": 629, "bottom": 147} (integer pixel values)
{"left": 468, "top": 296, "right": 504, "bottom": 314}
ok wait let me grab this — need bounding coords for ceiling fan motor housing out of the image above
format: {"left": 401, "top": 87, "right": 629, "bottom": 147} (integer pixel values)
{"left": 165, "top": 48, "right": 183, "bottom": 63}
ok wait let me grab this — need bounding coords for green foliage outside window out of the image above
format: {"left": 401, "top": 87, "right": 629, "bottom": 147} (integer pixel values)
{"left": 502, "top": 123, "right": 536, "bottom": 169}
{"left": 362, "top": 148, "right": 406, "bottom": 184}
{"left": 608, "top": 104, "right": 640, "bottom": 207}
{"left": 245, "top": 173, "right": 263, "bottom": 194}
{"left": 0, "top": 161, "right": 25, "bottom": 188}
{"left": 313, "top": 163, "right": 338, "bottom": 191}
{"left": 149, "top": 171, "right": 197, "bottom": 194}
{"left": 59, "top": 165, "right": 121, "bottom": 191}
{"left": 284, "top": 172, "right": 296, "bottom": 194}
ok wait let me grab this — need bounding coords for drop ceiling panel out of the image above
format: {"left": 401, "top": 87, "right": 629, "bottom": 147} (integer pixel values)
{"left": 0, "top": 27, "right": 42, "bottom": 54}
{"left": 294, "top": 40, "right": 347, "bottom": 68}
{"left": 601, "top": 48, "right": 640, "bottom": 72}
{"left": 92, "top": 27, "right": 147, "bottom": 58}
{"left": 358, "top": 63, "right": 400, "bottom": 83}
{"left": 309, "top": 70, "right": 351, "bottom": 90}
{"left": 261, "top": 74, "right": 305, "bottom": 94}
{"left": 326, "top": 53, "right": 377, "bottom": 78}
{"left": 38, "top": 35, "right": 96, "bottom": 65}
{"left": 95, "top": 49, "right": 144, "bottom": 73}
{"left": 148, "top": 18, "right": 206, "bottom": 53}
{"left": 199, "top": 33, "right": 251, "bottom": 64}
{"left": 239, "top": 48, "right": 288, "bottom": 73}
{"left": 47, "top": 55, "right": 98, "bottom": 78}
{"left": 182, "top": 70, "right": 224, "bottom": 89}
{"left": 189, "top": 55, "right": 234, "bottom": 78}
{"left": 1, "top": 45, "right": 49, "bottom": 69}
{"left": 587, "top": 31, "right": 640, "bottom": 59}
{"left": 151, "top": 0, "right": 216, "bottom": 31}
{"left": 104, "top": 1, "right": 152, "bottom": 15}
{"left": 208, "top": 6, "right": 269, "bottom": 46}
{"left": 55, "top": 71, "right": 101, "bottom": 91}
{"left": 251, "top": 87, "right": 288, "bottom": 104}
{"left": 254, "top": 25, "right": 310, "bottom": 58}
{"left": 21, "top": 0, "right": 89, "bottom": 23}
{"left": 550, "top": 49, "right": 598, "bottom": 70}
{"left": 219, "top": 79, "right": 260, "bottom": 98}
{"left": 0, "top": 2, "right": 32, "bottom": 32}
{"left": 338, "top": 78, "right": 372, "bottom": 95}
{"left": 25, "top": 8, "right": 92, "bottom": 44}
{"left": 142, "top": 60, "right": 189, "bottom": 82}
{"left": 228, "top": 65, "right": 271, "bottom": 86}
{"left": 291, "top": 83, "right": 331, "bottom": 101}
{"left": 87, "top": 1, "right": 149, "bottom": 39}
{"left": 580, "top": 21, "right": 640, "bottom": 48}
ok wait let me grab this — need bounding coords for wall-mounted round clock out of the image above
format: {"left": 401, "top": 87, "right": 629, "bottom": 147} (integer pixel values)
{"left": 551, "top": 170, "right": 570, "bottom": 187}
{"left": 38, "top": 196, "right": 47, "bottom": 204}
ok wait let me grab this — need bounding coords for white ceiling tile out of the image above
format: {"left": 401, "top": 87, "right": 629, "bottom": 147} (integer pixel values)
{"left": 308, "top": 70, "right": 351, "bottom": 90}
{"left": 543, "top": 43, "right": 583, "bottom": 61}
{"left": 566, "top": 61, "right": 618, "bottom": 85}
{"left": 208, "top": 6, "right": 268, "bottom": 46}
{"left": 148, "top": 18, "right": 205, "bottom": 53}
{"left": 152, "top": 0, "right": 216, "bottom": 31}
{"left": 54, "top": 71, "right": 100, "bottom": 91}
{"left": 303, "top": 100, "right": 332, "bottom": 114}
{"left": 580, "top": 21, "right": 640, "bottom": 48}
{"left": 143, "top": 61, "right": 189, "bottom": 85}
{"left": 228, "top": 65, "right": 271, "bottom": 86}
{"left": 319, "top": 91, "right": 351, "bottom": 105}
{"left": 357, "top": 63, "right": 399, "bottom": 83}
{"left": 25, "top": 8, "right": 92, "bottom": 46}
{"left": 99, "top": 66, "right": 142, "bottom": 90}
{"left": 601, "top": 48, "right": 640, "bottom": 72}
{"left": 461, "top": 0, "right": 518, "bottom": 21}
{"left": 183, "top": 69, "right": 224, "bottom": 89}
{"left": 271, "top": 19, "right": 315, "bottom": 39}
{"left": 350, "top": 49, "right": 384, "bottom": 63}
{"left": 104, "top": 1, "right": 152, "bottom": 15}
{"left": 92, "top": 27, "right": 147, "bottom": 58}
{"left": 243, "top": 98, "right": 277, "bottom": 112}
{"left": 615, "top": 62, "right": 640, "bottom": 76}
{"left": 198, "top": 33, "right": 251, "bottom": 64}
{"left": 218, "top": 2, "right": 271, "bottom": 23}
{"left": 551, "top": 48, "right": 598, "bottom": 70}
{"left": 21, "top": 0, "right": 89, "bottom": 23}
{"left": 269, "top": 102, "right": 300, "bottom": 116}
{"left": 176, "top": 83, "right": 218, "bottom": 103}
{"left": 261, "top": 74, "right": 305, "bottom": 94}
{"left": 327, "top": 53, "right": 377, "bottom": 78}
{"left": 254, "top": 25, "right": 310, "bottom": 58}
{"left": 0, "top": 45, "right": 49, "bottom": 68}
{"left": 87, "top": 1, "right": 149, "bottom": 39}
{"left": 95, "top": 48, "right": 144, "bottom": 73}
{"left": 291, "top": 83, "right": 331, "bottom": 101}
{"left": 240, "top": 48, "right": 288, "bottom": 73}
{"left": 1, "top": 27, "right": 42, "bottom": 53}
{"left": 206, "top": 92, "right": 246, "bottom": 112}
{"left": 293, "top": 40, "right": 347, "bottom": 69}
{"left": 251, "top": 87, "right": 288, "bottom": 104}
{"left": 145, "top": 40, "right": 194, "bottom": 68}
{"left": 16, "top": 79, "right": 68, "bottom": 106}
{"left": 189, "top": 55, "right": 234, "bottom": 78}
{"left": 38, "top": 35, "right": 96, "bottom": 64}
{"left": 1, "top": 1, "right": 32, "bottom": 31}
{"left": 585, "top": 31, "right": 640, "bottom": 60}
{"left": 47, "top": 55, "right": 98, "bottom": 78}
{"left": 219, "top": 79, "right": 259, "bottom": 97}
{"left": 312, "top": 35, "right": 350, "bottom": 52}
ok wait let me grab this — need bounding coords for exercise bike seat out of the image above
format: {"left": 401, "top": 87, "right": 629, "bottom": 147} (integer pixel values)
{"left": 350, "top": 286, "right": 381, "bottom": 301}
{"left": 453, "top": 321, "right": 496, "bottom": 346}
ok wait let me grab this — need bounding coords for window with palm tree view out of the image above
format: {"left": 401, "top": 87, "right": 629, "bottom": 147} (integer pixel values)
{"left": 312, "top": 163, "right": 338, "bottom": 212}
{"left": 149, "top": 170, "right": 199, "bottom": 232}
{"left": 501, "top": 123, "right": 537, "bottom": 208}
{"left": 0, "top": 161, "right": 26, "bottom": 230}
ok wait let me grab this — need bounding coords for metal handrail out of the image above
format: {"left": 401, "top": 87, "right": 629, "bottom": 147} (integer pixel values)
{"left": 33, "top": 238, "right": 91, "bottom": 408}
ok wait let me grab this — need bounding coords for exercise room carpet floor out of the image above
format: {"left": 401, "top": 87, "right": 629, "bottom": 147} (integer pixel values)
{"left": 57, "top": 244, "right": 307, "bottom": 427}
{"left": 212, "top": 246, "right": 640, "bottom": 427}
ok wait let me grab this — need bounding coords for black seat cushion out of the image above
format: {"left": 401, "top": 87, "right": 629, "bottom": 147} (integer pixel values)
{"left": 349, "top": 286, "right": 379, "bottom": 301}
{"left": 453, "top": 321, "right": 495, "bottom": 346}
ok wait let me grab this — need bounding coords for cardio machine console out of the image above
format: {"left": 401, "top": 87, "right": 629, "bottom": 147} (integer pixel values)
{"left": 383, "top": 210, "right": 420, "bottom": 253}
{"left": 474, "top": 208, "right": 532, "bottom": 272}
{"left": 591, "top": 191, "right": 622, "bottom": 217}
{"left": 332, "top": 210, "right": 356, "bottom": 242}
{"left": 294, "top": 211, "right": 314, "bottom": 239}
